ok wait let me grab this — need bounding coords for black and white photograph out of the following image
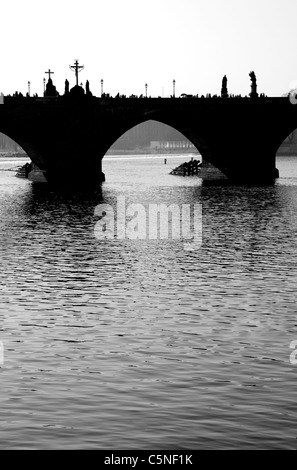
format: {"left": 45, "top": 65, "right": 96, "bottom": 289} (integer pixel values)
{"left": 0, "top": 0, "right": 296, "bottom": 452}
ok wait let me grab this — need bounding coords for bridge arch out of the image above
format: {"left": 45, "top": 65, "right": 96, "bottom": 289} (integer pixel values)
{"left": 0, "top": 130, "right": 28, "bottom": 155}
{"left": 276, "top": 128, "right": 297, "bottom": 157}
{"left": 104, "top": 118, "right": 210, "bottom": 159}
{"left": 0, "top": 127, "right": 43, "bottom": 168}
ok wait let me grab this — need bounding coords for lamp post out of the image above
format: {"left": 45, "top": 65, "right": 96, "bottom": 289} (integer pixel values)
{"left": 145, "top": 83, "right": 148, "bottom": 98}
{"left": 173, "top": 79, "right": 176, "bottom": 98}
{"left": 101, "top": 79, "right": 104, "bottom": 96}
{"left": 28, "top": 81, "right": 30, "bottom": 96}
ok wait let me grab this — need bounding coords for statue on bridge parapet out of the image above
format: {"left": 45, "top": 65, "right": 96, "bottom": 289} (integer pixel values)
{"left": 249, "top": 71, "right": 258, "bottom": 98}
{"left": 44, "top": 77, "right": 59, "bottom": 97}
{"left": 64, "top": 79, "right": 69, "bottom": 95}
{"left": 86, "top": 80, "right": 92, "bottom": 97}
{"left": 221, "top": 75, "right": 228, "bottom": 98}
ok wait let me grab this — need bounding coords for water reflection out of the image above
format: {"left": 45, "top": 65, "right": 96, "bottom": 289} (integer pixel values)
{"left": 0, "top": 158, "right": 296, "bottom": 449}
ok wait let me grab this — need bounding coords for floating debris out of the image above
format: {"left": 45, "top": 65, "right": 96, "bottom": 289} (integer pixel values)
{"left": 15, "top": 162, "right": 32, "bottom": 178}
{"left": 170, "top": 159, "right": 202, "bottom": 176}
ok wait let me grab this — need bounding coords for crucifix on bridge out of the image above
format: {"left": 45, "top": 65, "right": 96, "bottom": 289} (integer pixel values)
{"left": 69, "top": 60, "right": 84, "bottom": 86}
{"left": 45, "top": 69, "right": 54, "bottom": 81}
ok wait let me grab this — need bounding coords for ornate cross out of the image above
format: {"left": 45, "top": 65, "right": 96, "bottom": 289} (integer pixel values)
{"left": 45, "top": 69, "right": 54, "bottom": 80}
{"left": 69, "top": 60, "right": 84, "bottom": 86}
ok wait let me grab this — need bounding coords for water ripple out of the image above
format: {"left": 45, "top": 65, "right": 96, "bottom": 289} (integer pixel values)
{"left": 0, "top": 156, "right": 296, "bottom": 449}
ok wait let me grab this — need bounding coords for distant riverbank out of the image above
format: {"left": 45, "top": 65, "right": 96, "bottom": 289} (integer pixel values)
{"left": 106, "top": 148, "right": 200, "bottom": 155}
{"left": 1, "top": 149, "right": 296, "bottom": 160}
{"left": 0, "top": 151, "right": 28, "bottom": 158}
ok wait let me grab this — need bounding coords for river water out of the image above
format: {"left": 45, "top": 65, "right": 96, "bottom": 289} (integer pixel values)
{"left": 0, "top": 155, "right": 296, "bottom": 450}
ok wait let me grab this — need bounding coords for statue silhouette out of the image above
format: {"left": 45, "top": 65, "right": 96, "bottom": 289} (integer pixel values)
{"left": 221, "top": 75, "right": 228, "bottom": 98}
{"left": 45, "top": 78, "right": 59, "bottom": 97}
{"left": 249, "top": 71, "right": 258, "bottom": 98}
{"left": 86, "top": 80, "right": 92, "bottom": 96}
{"left": 249, "top": 71, "right": 257, "bottom": 85}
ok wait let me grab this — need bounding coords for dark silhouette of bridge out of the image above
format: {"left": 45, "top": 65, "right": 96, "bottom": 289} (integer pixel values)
{"left": 1, "top": 77, "right": 297, "bottom": 186}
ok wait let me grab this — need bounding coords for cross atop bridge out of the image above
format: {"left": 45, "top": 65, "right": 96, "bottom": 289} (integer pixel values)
{"left": 45, "top": 69, "right": 54, "bottom": 80}
{"left": 69, "top": 60, "right": 84, "bottom": 86}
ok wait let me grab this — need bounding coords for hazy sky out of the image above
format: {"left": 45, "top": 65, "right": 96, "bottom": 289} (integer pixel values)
{"left": 1, "top": 0, "right": 297, "bottom": 97}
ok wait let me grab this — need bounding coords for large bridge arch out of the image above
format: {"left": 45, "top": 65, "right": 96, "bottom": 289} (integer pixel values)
{"left": 273, "top": 123, "right": 297, "bottom": 158}
{"left": 276, "top": 127, "right": 297, "bottom": 158}
{"left": 104, "top": 118, "right": 209, "bottom": 158}
{"left": 0, "top": 114, "right": 49, "bottom": 170}
{"left": 0, "top": 129, "right": 29, "bottom": 157}
{"left": 0, "top": 130, "right": 23, "bottom": 152}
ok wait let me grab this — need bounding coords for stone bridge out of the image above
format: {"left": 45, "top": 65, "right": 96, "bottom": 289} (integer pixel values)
{"left": 0, "top": 93, "right": 296, "bottom": 186}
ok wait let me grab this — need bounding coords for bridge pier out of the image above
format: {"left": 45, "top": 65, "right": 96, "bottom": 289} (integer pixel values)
{"left": 201, "top": 139, "right": 280, "bottom": 183}
{"left": 28, "top": 162, "right": 105, "bottom": 186}
{"left": 45, "top": 160, "right": 105, "bottom": 187}
{"left": 220, "top": 154, "right": 279, "bottom": 182}
{"left": 225, "top": 164, "right": 279, "bottom": 183}
{"left": 26, "top": 141, "right": 106, "bottom": 187}
{"left": 28, "top": 163, "right": 47, "bottom": 183}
